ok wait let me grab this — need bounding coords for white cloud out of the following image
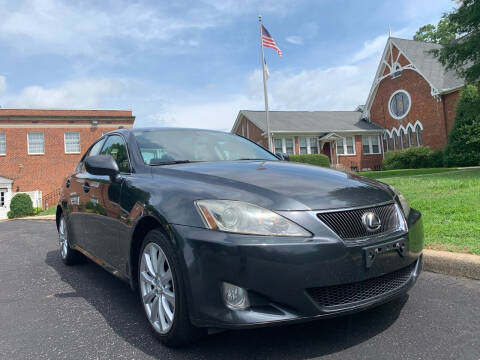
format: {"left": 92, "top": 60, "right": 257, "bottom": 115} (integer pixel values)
{"left": 0, "top": 0, "right": 215, "bottom": 58}
{"left": 0, "top": 76, "right": 6, "bottom": 96}
{"left": 6, "top": 78, "right": 129, "bottom": 109}
{"left": 285, "top": 36, "right": 304, "bottom": 45}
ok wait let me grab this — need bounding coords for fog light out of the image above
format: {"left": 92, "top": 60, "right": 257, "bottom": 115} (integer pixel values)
{"left": 222, "top": 282, "right": 250, "bottom": 310}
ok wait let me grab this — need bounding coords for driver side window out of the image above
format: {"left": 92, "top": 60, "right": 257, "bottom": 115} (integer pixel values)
{"left": 100, "top": 135, "right": 130, "bottom": 173}
{"left": 78, "top": 138, "right": 105, "bottom": 172}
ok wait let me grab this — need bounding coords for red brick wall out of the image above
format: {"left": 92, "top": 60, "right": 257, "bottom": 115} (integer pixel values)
{"left": 443, "top": 91, "right": 460, "bottom": 136}
{"left": 233, "top": 116, "right": 267, "bottom": 148}
{"left": 334, "top": 135, "right": 383, "bottom": 171}
{"left": 370, "top": 68, "right": 449, "bottom": 150}
{"left": 0, "top": 115, "right": 133, "bottom": 198}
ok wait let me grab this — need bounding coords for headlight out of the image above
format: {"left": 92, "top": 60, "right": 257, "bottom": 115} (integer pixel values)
{"left": 388, "top": 185, "right": 410, "bottom": 218}
{"left": 195, "top": 200, "right": 312, "bottom": 237}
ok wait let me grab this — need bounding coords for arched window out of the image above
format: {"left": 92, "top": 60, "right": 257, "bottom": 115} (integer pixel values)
{"left": 400, "top": 129, "right": 406, "bottom": 149}
{"left": 392, "top": 133, "right": 397, "bottom": 150}
{"left": 407, "top": 127, "right": 413, "bottom": 147}
{"left": 416, "top": 124, "right": 423, "bottom": 146}
{"left": 384, "top": 133, "right": 390, "bottom": 151}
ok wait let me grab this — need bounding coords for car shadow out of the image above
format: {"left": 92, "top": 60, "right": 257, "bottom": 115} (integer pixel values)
{"left": 45, "top": 249, "right": 408, "bottom": 359}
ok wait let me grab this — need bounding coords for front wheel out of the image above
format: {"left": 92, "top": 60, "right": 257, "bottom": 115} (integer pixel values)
{"left": 138, "top": 229, "right": 203, "bottom": 346}
{"left": 57, "top": 214, "right": 85, "bottom": 265}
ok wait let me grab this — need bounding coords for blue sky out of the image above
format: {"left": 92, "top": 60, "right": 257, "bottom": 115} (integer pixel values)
{"left": 0, "top": 0, "right": 455, "bottom": 131}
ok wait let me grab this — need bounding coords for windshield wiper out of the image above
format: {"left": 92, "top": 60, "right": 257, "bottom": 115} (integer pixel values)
{"left": 235, "top": 158, "right": 272, "bottom": 161}
{"left": 149, "top": 160, "right": 198, "bottom": 166}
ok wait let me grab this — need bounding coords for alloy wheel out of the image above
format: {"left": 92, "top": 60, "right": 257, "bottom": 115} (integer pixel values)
{"left": 58, "top": 217, "right": 68, "bottom": 259}
{"left": 140, "top": 243, "right": 176, "bottom": 334}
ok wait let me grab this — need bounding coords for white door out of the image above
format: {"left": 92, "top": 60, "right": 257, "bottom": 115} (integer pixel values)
{"left": 0, "top": 189, "right": 7, "bottom": 219}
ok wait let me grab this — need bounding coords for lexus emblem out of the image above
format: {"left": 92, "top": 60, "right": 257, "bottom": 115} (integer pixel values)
{"left": 362, "top": 212, "right": 381, "bottom": 232}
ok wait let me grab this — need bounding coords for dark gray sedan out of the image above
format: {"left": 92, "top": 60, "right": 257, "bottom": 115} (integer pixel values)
{"left": 56, "top": 128, "right": 423, "bottom": 346}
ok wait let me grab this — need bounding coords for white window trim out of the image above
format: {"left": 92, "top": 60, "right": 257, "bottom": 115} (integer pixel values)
{"left": 388, "top": 89, "right": 411, "bottom": 120}
{"left": 0, "top": 133, "right": 5, "bottom": 156}
{"left": 298, "top": 137, "right": 319, "bottom": 154}
{"left": 27, "top": 132, "right": 45, "bottom": 155}
{"left": 337, "top": 136, "right": 356, "bottom": 156}
{"left": 64, "top": 132, "right": 81, "bottom": 154}
{"left": 274, "top": 137, "right": 295, "bottom": 155}
{"left": 362, "top": 135, "right": 381, "bottom": 155}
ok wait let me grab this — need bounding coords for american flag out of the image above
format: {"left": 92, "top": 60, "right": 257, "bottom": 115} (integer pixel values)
{"left": 261, "top": 25, "right": 282, "bottom": 57}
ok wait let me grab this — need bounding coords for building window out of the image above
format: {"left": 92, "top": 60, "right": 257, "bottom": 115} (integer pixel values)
{"left": 0, "top": 133, "right": 5, "bottom": 155}
{"left": 65, "top": 132, "right": 81, "bottom": 154}
{"left": 309, "top": 137, "right": 319, "bottom": 154}
{"left": 416, "top": 125, "right": 423, "bottom": 146}
{"left": 285, "top": 138, "right": 294, "bottom": 155}
{"left": 336, "top": 136, "right": 355, "bottom": 155}
{"left": 273, "top": 137, "right": 295, "bottom": 155}
{"left": 299, "top": 137, "right": 308, "bottom": 154}
{"left": 299, "top": 137, "right": 319, "bottom": 154}
{"left": 27, "top": 132, "right": 44, "bottom": 155}
{"left": 384, "top": 134, "right": 390, "bottom": 151}
{"left": 399, "top": 129, "right": 406, "bottom": 149}
{"left": 392, "top": 63, "right": 402, "bottom": 78}
{"left": 393, "top": 134, "right": 398, "bottom": 150}
{"left": 389, "top": 90, "right": 411, "bottom": 120}
{"left": 407, "top": 127, "right": 414, "bottom": 147}
{"left": 362, "top": 135, "right": 381, "bottom": 154}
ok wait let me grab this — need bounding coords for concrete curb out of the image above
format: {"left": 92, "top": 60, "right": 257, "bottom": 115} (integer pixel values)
{"left": 423, "top": 249, "right": 480, "bottom": 280}
{"left": 16, "top": 215, "right": 56, "bottom": 221}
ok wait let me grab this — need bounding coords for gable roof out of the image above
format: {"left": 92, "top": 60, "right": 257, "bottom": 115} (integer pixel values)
{"left": 233, "top": 110, "right": 384, "bottom": 134}
{"left": 364, "top": 37, "right": 465, "bottom": 116}
{"left": 390, "top": 38, "right": 464, "bottom": 91}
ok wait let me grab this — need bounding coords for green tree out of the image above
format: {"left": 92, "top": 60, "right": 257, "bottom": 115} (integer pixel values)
{"left": 414, "top": 0, "right": 480, "bottom": 84}
{"left": 413, "top": 15, "right": 457, "bottom": 45}
{"left": 444, "top": 85, "right": 480, "bottom": 166}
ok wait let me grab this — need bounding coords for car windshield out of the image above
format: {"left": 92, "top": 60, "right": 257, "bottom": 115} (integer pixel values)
{"left": 133, "top": 129, "right": 278, "bottom": 165}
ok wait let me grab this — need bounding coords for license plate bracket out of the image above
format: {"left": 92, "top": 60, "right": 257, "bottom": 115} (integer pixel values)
{"left": 363, "top": 238, "right": 406, "bottom": 268}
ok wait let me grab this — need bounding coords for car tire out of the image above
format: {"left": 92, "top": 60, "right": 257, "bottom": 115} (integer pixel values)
{"left": 138, "top": 228, "right": 204, "bottom": 347}
{"left": 57, "top": 214, "right": 85, "bottom": 265}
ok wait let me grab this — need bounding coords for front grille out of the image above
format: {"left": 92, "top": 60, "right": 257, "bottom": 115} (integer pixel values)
{"left": 317, "top": 203, "right": 400, "bottom": 241}
{"left": 306, "top": 262, "right": 416, "bottom": 308}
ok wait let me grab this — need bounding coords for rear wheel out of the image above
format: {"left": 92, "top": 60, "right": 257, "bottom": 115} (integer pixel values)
{"left": 58, "top": 214, "right": 85, "bottom": 265}
{"left": 138, "top": 229, "right": 203, "bottom": 346}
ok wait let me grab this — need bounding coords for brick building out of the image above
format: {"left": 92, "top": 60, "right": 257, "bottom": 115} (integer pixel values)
{"left": 0, "top": 109, "right": 134, "bottom": 219}
{"left": 233, "top": 37, "right": 464, "bottom": 170}
{"left": 231, "top": 110, "right": 384, "bottom": 171}
{"left": 363, "top": 37, "right": 464, "bottom": 151}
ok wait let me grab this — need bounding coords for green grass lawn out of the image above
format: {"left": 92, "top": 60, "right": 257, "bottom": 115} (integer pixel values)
{"left": 361, "top": 168, "right": 480, "bottom": 255}
{"left": 37, "top": 206, "right": 57, "bottom": 216}
{"left": 358, "top": 167, "right": 459, "bottom": 179}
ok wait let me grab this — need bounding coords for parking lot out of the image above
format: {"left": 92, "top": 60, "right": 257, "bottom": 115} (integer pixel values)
{"left": 0, "top": 220, "right": 479, "bottom": 360}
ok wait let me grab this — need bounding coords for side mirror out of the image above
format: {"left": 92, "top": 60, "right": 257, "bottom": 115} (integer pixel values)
{"left": 85, "top": 155, "right": 120, "bottom": 177}
{"left": 276, "top": 152, "right": 290, "bottom": 161}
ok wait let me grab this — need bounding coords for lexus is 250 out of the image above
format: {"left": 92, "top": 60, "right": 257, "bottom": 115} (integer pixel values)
{"left": 56, "top": 128, "right": 423, "bottom": 346}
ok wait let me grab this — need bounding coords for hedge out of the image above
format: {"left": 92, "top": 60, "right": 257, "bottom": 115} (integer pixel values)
{"left": 289, "top": 154, "right": 330, "bottom": 167}
{"left": 7, "top": 193, "right": 34, "bottom": 219}
{"left": 382, "top": 146, "right": 444, "bottom": 170}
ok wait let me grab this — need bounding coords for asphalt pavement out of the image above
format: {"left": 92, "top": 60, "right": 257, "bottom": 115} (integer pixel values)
{"left": 0, "top": 220, "right": 479, "bottom": 360}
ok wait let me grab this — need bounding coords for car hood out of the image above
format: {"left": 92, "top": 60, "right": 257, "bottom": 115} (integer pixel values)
{"left": 150, "top": 161, "right": 393, "bottom": 211}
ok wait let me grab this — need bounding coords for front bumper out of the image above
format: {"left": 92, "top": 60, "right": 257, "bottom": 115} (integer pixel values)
{"left": 171, "top": 209, "right": 424, "bottom": 329}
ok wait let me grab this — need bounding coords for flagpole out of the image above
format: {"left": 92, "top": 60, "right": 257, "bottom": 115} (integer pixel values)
{"left": 258, "top": 15, "right": 272, "bottom": 152}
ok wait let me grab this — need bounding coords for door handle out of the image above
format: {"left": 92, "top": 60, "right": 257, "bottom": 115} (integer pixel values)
{"left": 82, "top": 182, "right": 90, "bottom": 193}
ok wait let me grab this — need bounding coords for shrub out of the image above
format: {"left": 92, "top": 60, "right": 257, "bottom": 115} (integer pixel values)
{"left": 8, "top": 193, "right": 34, "bottom": 218}
{"left": 289, "top": 154, "right": 330, "bottom": 167}
{"left": 444, "top": 85, "right": 480, "bottom": 167}
{"left": 33, "top": 207, "right": 43, "bottom": 216}
{"left": 382, "top": 146, "right": 444, "bottom": 170}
